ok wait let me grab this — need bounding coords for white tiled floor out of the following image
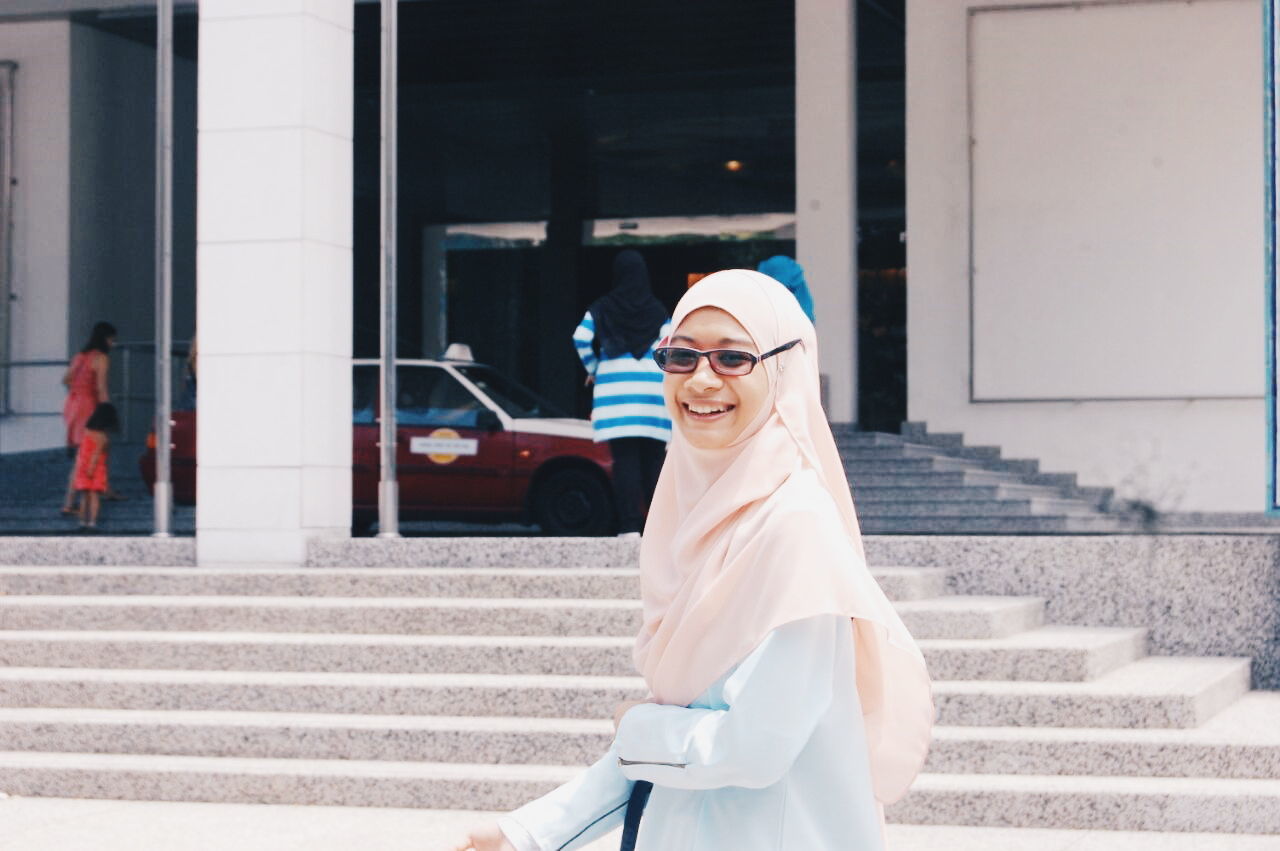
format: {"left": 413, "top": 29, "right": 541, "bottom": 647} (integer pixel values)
{"left": 1, "top": 798, "right": 1276, "bottom": 850}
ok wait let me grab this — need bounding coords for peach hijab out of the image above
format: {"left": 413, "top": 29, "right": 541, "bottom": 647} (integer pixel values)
{"left": 633, "top": 269, "right": 934, "bottom": 804}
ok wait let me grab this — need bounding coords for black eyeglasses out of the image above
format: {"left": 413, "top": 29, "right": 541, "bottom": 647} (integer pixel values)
{"left": 653, "top": 339, "right": 802, "bottom": 376}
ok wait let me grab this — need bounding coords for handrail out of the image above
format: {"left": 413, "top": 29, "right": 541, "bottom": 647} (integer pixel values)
{"left": 0, "top": 341, "right": 192, "bottom": 439}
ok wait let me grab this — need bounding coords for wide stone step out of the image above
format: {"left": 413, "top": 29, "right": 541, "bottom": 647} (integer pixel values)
{"left": 839, "top": 443, "right": 1008, "bottom": 464}
{"left": 0, "top": 708, "right": 613, "bottom": 765}
{"left": 854, "top": 499, "right": 1098, "bottom": 518}
{"left": 868, "top": 567, "right": 949, "bottom": 601}
{"left": 5, "top": 697, "right": 1275, "bottom": 779}
{"left": 849, "top": 470, "right": 1027, "bottom": 488}
{"left": 840, "top": 444, "right": 982, "bottom": 461}
{"left": 895, "top": 596, "right": 1045, "bottom": 640}
{"left": 932, "top": 657, "right": 1251, "bottom": 729}
{"left": 0, "top": 657, "right": 1243, "bottom": 727}
{"left": 0, "top": 567, "right": 640, "bottom": 601}
{"left": 0, "top": 596, "right": 642, "bottom": 637}
{"left": 0, "top": 631, "right": 640, "bottom": 675}
{"left": 886, "top": 772, "right": 1280, "bottom": 833}
{"left": 0, "top": 668, "right": 647, "bottom": 719}
{"left": 845, "top": 457, "right": 985, "bottom": 474}
{"left": 859, "top": 515, "right": 1127, "bottom": 533}
{"left": 0, "top": 594, "right": 1032, "bottom": 640}
{"left": 831, "top": 432, "right": 906, "bottom": 447}
{"left": 2, "top": 752, "right": 1276, "bottom": 832}
{"left": 0, "top": 751, "right": 575, "bottom": 810}
{"left": 0, "top": 566, "right": 948, "bottom": 603}
{"left": 853, "top": 484, "right": 1068, "bottom": 502}
{"left": 919, "top": 626, "right": 1148, "bottom": 681}
{"left": 927, "top": 692, "right": 1280, "bottom": 779}
{"left": 0, "top": 622, "right": 1130, "bottom": 681}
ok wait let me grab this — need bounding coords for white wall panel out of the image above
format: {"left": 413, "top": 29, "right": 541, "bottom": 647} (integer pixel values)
{"left": 908, "top": 0, "right": 1266, "bottom": 511}
{"left": 969, "top": 0, "right": 1262, "bottom": 400}
{"left": 0, "top": 20, "right": 70, "bottom": 452}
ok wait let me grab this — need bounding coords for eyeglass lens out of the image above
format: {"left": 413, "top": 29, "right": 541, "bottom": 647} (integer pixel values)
{"left": 657, "top": 348, "right": 756, "bottom": 376}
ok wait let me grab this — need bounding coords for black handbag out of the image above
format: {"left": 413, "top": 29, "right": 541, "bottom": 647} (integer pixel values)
{"left": 619, "top": 780, "right": 654, "bottom": 851}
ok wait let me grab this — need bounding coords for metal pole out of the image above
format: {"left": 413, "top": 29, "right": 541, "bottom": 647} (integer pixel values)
{"left": 377, "top": 0, "right": 399, "bottom": 537}
{"left": 153, "top": 0, "right": 174, "bottom": 537}
{"left": 0, "top": 62, "right": 15, "bottom": 417}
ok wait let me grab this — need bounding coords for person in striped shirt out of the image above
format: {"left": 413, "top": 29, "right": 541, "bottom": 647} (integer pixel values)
{"left": 574, "top": 250, "right": 673, "bottom": 538}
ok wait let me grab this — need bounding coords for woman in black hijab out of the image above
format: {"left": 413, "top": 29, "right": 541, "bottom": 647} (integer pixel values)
{"left": 571, "top": 250, "right": 673, "bottom": 537}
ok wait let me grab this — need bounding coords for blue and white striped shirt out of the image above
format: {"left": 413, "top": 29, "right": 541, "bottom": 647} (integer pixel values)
{"left": 573, "top": 310, "right": 673, "bottom": 443}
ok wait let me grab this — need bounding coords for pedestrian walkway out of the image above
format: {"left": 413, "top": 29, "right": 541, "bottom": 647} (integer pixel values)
{"left": 1, "top": 797, "right": 1277, "bottom": 850}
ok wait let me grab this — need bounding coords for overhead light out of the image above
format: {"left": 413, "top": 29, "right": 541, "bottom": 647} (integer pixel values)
{"left": 724, "top": 160, "right": 743, "bottom": 172}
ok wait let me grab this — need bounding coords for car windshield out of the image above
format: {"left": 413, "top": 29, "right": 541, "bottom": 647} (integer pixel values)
{"left": 455, "top": 365, "right": 569, "bottom": 419}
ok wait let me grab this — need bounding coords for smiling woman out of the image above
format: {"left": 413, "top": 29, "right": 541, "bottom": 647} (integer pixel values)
{"left": 457, "top": 270, "right": 933, "bottom": 851}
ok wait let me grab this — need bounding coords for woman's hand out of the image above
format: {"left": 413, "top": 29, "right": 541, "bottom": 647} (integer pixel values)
{"left": 447, "top": 822, "right": 515, "bottom": 851}
{"left": 613, "top": 698, "right": 654, "bottom": 732}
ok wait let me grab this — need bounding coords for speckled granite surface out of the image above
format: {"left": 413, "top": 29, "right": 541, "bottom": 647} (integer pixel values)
{"left": 307, "top": 537, "right": 640, "bottom": 569}
{"left": 5, "top": 533, "right": 1276, "bottom": 687}
{"left": 0, "top": 669, "right": 645, "bottom": 719}
{"left": 861, "top": 535, "right": 1280, "bottom": 689}
{"left": 0, "top": 536, "right": 195, "bottom": 566}
{"left": 886, "top": 773, "right": 1280, "bottom": 834}
{"left": 306, "top": 534, "right": 1280, "bottom": 688}
{"left": 0, "top": 709, "right": 613, "bottom": 766}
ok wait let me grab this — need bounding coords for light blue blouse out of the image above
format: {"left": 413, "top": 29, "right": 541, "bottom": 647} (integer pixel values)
{"left": 498, "top": 614, "right": 884, "bottom": 851}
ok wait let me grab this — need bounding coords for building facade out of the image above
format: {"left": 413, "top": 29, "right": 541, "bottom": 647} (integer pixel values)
{"left": 0, "top": 0, "right": 1269, "bottom": 565}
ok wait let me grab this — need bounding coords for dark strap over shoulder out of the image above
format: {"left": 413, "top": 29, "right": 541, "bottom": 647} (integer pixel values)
{"left": 619, "top": 780, "right": 653, "bottom": 851}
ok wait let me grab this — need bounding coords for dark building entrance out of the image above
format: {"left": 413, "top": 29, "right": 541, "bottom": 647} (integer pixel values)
{"left": 346, "top": 0, "right": 908, "bottom": 428}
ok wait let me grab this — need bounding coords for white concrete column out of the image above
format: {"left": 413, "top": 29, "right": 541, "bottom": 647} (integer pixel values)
{"left": 796, "top": 0, "right": 858, "bottom": 424}
{"left": 195, "top": 0, "right": 353, "bottom": 565}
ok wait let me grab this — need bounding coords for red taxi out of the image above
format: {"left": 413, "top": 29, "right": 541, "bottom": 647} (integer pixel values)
{"left": 140, "top": 356, "right": 617, "bottom": 535}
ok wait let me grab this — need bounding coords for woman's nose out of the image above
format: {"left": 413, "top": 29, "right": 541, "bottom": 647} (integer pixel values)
{"left": 686, "top": 357, "right": 722, "bottom": 391}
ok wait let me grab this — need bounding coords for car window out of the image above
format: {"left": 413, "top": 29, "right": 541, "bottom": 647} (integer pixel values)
{"left": 353, "top": 365, "right": 377, "bottom": 424}
{"left": 455, "top": 365, "right": 569, "bottom": 419}
{"left": 397, "top": 366, "right": 487, "bottom": 428}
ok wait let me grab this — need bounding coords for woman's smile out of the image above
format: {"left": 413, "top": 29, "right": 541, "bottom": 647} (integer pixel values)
{"left": 682, "top": 400, "right": 735, "bottom": 420}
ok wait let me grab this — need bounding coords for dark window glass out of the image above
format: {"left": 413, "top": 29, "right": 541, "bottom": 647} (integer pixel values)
{"left": 456, "top": 365, "right": 568, "bottom": 419}
{"left": 352, "top": 365, "right": 377, "bottom": 424}
{"left": 397, "top": 366, "right": 487, "bottom": 428}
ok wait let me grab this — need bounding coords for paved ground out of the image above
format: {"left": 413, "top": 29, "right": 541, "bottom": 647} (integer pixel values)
{"left": 0, "top": 447, "right": 534, "bottom": 538}
{"left": 1, "top": 797, "right": 1277, "bottom": 850}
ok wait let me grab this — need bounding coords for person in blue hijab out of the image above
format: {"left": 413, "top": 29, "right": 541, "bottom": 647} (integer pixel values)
{"left": 756, "top": 255, "right": 815, "bottom": 322}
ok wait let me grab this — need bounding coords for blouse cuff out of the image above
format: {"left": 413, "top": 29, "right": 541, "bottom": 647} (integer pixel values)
{"left": 497, "top": 815, "right": 542, "bottom": 851}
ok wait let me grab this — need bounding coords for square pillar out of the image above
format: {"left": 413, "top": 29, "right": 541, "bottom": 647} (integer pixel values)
{"left": 195, "top": 0, "right": 353, "bottom": 565}
{"left": 796, "top": 0, "right": 858, "bottom": 424}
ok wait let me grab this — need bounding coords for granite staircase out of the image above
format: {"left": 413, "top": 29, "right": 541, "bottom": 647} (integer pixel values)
{"left": 835, "top": 422, "right": 1133, "bottom": 534}
{"left": 0, "top": 559, "right": 1276, "bottom": 834}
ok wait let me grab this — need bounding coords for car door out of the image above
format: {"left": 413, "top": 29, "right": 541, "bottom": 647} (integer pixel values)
{"left": 394, "top": 365, "right": 515, "bottom": 512}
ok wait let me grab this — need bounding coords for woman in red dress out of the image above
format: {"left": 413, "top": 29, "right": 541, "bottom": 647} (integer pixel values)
{"left": 61, "top": 321, "right": 115, "bottom": 514}
{"left": 73, "top": 403, "right": 119, "bottom": 530}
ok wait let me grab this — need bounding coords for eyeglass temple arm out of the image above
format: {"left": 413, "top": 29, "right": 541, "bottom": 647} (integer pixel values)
{"left": 759, "top": 339, "right": 801, "bottom": 361}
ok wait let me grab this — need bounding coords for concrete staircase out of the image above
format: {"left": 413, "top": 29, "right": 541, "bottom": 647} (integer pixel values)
{"left": 835, "top": 423, "right": 1134, "bottom": 534}
{"left": 0, "top": 561, "right": 1276, "bottom": 834}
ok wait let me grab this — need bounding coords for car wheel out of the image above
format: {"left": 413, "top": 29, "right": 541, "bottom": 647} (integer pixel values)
{"left": 532, "top": 468, "right": 616, "bottom": 536}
